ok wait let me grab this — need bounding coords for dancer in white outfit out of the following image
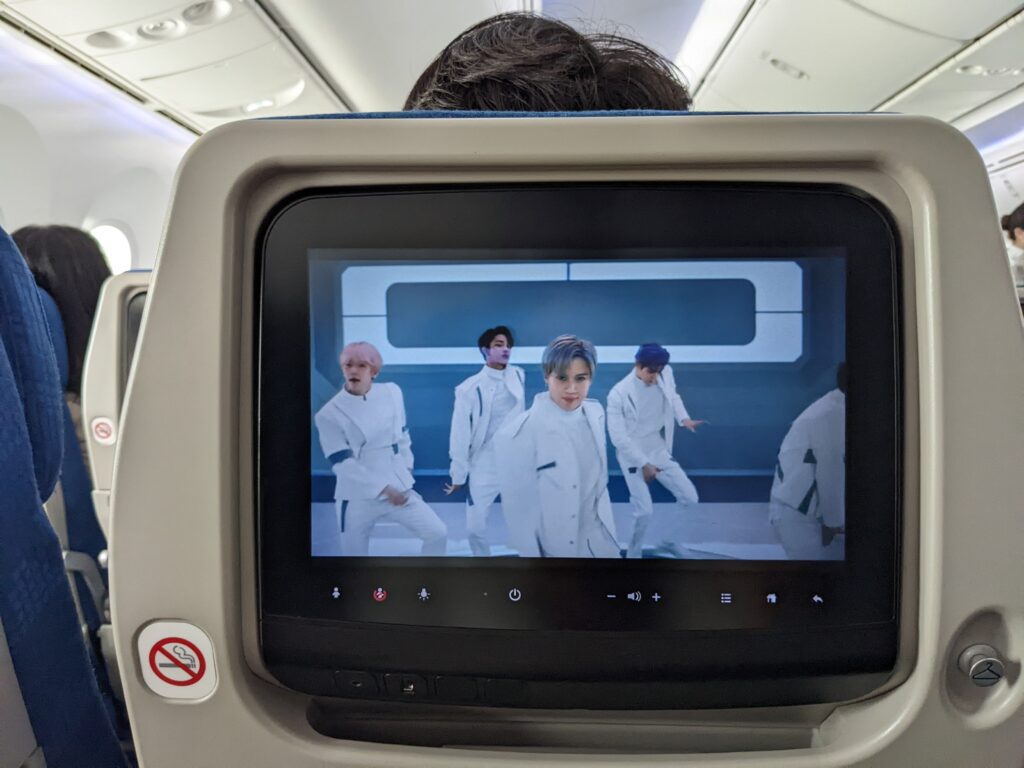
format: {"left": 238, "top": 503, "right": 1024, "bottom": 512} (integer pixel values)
{"left": 769, "top": 363, "right": 845, "bottom": 561}
{"left": 496, "top": 335, "right": 619, "bottom": 558}
{"left": 315, "top": 342, "right": 447, "bottom": 556}
{"left": 445, "top": 326, "right": 525, "bottom": 556}
{"left": 607, "top": 343, "right": 704, "bottom": 558}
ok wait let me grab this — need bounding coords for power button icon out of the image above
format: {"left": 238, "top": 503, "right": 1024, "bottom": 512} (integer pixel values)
{"left": 508, "top": 588, "right": 523, "bottom": 602}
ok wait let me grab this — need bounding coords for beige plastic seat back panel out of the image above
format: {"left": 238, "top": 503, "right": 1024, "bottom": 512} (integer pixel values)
{"left": 82, "top": 271, "right": 150, "bottom": 538}
{"left": 110, "top": 114, "right": 1024, "bottom": 766}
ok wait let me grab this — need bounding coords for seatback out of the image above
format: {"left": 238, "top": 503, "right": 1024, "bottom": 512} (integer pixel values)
{"left": 81, "top": 271, "right": 151, "bottom": 538}
{"left": 0, "top": 226, "right": 126, "bottom": 768}
{"left": 112, "top": 113, "right": 1024, "bottom": 767}
{"left": 37, "top": 288, "right": 108, "bottom": 629}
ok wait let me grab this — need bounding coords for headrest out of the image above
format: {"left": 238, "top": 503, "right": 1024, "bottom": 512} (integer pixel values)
{"left": 37, "top": 288, "right": 69, "bottom": 389}
{"left": 279, "top": 109, "right": 693, "bottom": 121}
{"left": 0, "top": 227, "right": 63, "bottom": 499}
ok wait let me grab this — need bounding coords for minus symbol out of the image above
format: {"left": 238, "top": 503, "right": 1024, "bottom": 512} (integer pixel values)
{"left": 606, "top": 594, "right": 617, "bottom": 599}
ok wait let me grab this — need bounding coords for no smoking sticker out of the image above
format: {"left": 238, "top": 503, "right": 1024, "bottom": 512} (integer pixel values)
{"left": 149, "top": 637, "right": 205, "bottom": 686}
{"left": 138, "top": 621, "right": 217, "bottom": 700}
{"left": 90, "top": 416, "right": 117, "bottom": 446}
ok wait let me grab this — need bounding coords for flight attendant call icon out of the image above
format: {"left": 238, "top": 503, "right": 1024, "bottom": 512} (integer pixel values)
{"left": 372, "top": 587, "right": 388, "bottom": 602}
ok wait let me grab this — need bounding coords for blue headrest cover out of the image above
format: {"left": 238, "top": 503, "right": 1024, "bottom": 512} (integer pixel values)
{"left": 273, "top": 109, "right": 693, "bottom": 121}
{"left": 0, "top": 227, "right": 63, "bottom": 499}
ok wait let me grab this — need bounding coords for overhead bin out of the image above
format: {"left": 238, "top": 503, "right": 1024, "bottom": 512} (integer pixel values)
{"left": 696, "top": 0, "right": 960, "bottom": 111}
{"left": 849, "top": 0, "right": 1020, "bottom": 41}
{"left": 79, "top": 11, "right": 271, "bottom": 81}
{"left": 883, "top": 14, "right": 1024, "bottom": 122}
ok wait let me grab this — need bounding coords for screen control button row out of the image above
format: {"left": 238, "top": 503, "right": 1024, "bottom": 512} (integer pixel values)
{"left": 334, "top": 670, "right": 378, "bottom": 696}
{"left": 332, "top": 671, "right": 529, "bottom": 705}
{"left": 384, "top": 673, "right": 428, "bottom": 698}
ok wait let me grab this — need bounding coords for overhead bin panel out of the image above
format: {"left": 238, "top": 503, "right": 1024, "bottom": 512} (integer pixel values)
{"left": 700, "top": 0, "right": 960, "bottom": 111}
{"left": 3, "top": 0, "right": 342, "bottom": 129}
{"left": 54, "top": 1, "right": 251, "bottom": 60}
{"left": 849, "top": 0, "right": 1020, "bottom": 41}
{"left": 75, "top": 12, "right": 271, "bottom": 81}
{"left": 142, "top": 42, "right": 311, "bottom": 116}
{"left": 884, "top": 17, "right": 1024, "bottom": 122}
{"left": 7, "top": 0, "right": 184, "bottom": 36}
{"left": 190, "top": 85, "right": 339, "bottom": 130}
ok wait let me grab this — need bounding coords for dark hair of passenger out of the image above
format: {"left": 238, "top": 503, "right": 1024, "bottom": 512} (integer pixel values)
{"left": 478, "top": 325, "right": 515, "bottom": 351}
{"left": 405, "top": 12, "right": 691, "bottom": 112}
{"left": 1002, "top": 201, "right": 1024, "bottom": 242}
{"left": 14, "top": 224, "right": 112, "bottom": 396}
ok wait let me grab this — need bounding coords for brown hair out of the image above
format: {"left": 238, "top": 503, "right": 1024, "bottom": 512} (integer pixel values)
{"left": 1001, "top": 201, "right": 1024, "bottom": 242}
{"left": 405, "top": 12, "right": 690, "bottom": 112}
{"left": 14, "top": 225, "right": 111, "bottom": 396}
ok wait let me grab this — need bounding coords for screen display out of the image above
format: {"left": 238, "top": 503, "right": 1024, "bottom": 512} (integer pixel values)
{"left": 261, "top": 184, "right": 896, "bottom": 641}
{"left": 309, "top": 252, "right": 846, "bottom": 563}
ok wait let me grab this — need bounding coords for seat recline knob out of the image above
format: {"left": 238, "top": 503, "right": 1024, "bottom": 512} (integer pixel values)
{"left": 957, "top": 644, "right": 1005, "bottom": 687}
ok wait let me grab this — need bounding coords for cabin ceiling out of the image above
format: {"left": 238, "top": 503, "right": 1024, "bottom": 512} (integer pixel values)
{"left": 1, "top": 0, "right": 1023, "bottom": 196}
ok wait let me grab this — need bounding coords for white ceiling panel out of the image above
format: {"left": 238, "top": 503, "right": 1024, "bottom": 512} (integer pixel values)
{"left": 9, "top": 0, "right": 185, "bottom": 36}
{"left": 700, "top": 0, "right": 961, "bottom": 111}
{"left": 884, "top": 14, "right": 1024, "bottom": 122}
{"left": 79, "top": 12, "right": 271, "bottom": 81}
{"left": 262, "top": 0, "right": 527, "bottom": 112}
{"left": 848, "top": 0, "right": 1021, "bottom": 41}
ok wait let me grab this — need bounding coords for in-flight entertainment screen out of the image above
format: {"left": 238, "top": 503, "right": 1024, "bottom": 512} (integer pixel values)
{"left": 258, "top": 184, "right": 896, "bottom": 640}
{"left": 308, "top": 255, "right": 847, "bottom": 563}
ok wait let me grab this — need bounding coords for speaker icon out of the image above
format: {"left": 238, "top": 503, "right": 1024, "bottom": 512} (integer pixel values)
{"left": 627, "top": 591, "right": 642, "bottom": 602}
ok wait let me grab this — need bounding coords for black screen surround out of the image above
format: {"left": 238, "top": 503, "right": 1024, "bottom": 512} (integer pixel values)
{"left": 256, "top": 183, "right": 901, "bottom": 709}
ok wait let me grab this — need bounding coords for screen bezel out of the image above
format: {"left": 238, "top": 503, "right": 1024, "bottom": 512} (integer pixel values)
{"left": 256, "top": 183, "right": 900, "bottom": 694}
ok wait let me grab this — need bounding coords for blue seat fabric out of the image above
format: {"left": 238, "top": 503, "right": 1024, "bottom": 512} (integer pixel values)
{"left": 0, "top": 226, "right": 126, "bottom": 767}
{"left": 37, "top": 289, "right": 109, "bottom": 630}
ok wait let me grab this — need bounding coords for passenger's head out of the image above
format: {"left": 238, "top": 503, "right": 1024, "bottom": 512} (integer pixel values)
{"left": 478, "top": 325, "right": 514, "bottom": 367}
{"left": 13, "top": 224, "right": 112, "bottom": 397}
{"left": 1003, "top": 202, "right": 1024, "bottom": 249}
{"left": 542, "top": 334, "right": 597, "bottom": 411}
{"left": 634, "top": 342, "right": 670, "bottom": 384}
{"left": 405, "top": 12, "right": 691, "bottom": 112}
{"left": 339, "top": 342, "right": 382, "bottom": 396}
